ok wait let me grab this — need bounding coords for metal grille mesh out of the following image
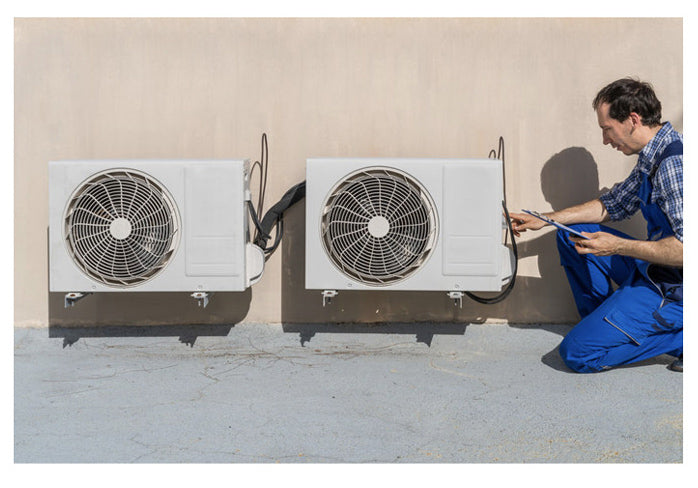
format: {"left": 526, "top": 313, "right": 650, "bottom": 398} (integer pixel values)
{"left": 64, "top": 169, "right": 180, "bottom": 287}
{"left": 321, "top": 167, "right": 437, "bottom": 285}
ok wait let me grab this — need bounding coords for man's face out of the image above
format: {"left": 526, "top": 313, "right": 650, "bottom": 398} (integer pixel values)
{"left": 596, "top": 102, "right": 641, "bottom": 155}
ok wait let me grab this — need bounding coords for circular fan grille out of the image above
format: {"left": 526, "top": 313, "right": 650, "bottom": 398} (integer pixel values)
{"left": 321, "top": 167, "right": 438, "bottom": 285}
{"left": 64, "top": 169, "right": 180, "bottom": 287}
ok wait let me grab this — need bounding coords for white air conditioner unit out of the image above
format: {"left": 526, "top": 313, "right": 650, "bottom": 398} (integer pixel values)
{"left": 305, "top": 158, "right": 514, "bottom": 305}
{"left": 49, "top": 159, "right": 264, "bottom": 307}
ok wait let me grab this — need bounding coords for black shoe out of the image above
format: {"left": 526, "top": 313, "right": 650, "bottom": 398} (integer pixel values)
{"left": 670, "top": 354, "right": 683, "bottom": 372}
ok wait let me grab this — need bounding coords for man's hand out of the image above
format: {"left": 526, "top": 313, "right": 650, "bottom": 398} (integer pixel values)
{"left": 510, "top": 200, "right": 609, "bottom": 237}
{"left": 509, "top": 212, "right": 547, "bottom": 237}
{"left": 570, "top": 232, "right": 683, "bottom": 267}
{"left": 569, "top": 231, "right": 624, "bottom": 256}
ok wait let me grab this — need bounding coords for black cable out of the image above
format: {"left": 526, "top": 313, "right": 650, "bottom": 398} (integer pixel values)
{"left": 263, "top": 219, "right": 284, "bottom": 259}
{"left": 498, "top": 136, "right": 507, "bottom": 208}
{"left": 249, "top": 133, "right": 269, "bottom": 244}
{"left": 245, "top": 132, "right": 306, "bottom": 262}
{"left": 247, "top": 198, "right": 283, "bottom": 260}
{"left": 247, "top": 200, "right": 270, "bottom": 242}
{"left": 253, "top": 181, "right": 306, "bottom": 261}
{"left": 249, "top": 159, "right": 264, "bottom": 243}
{"left": 257, "top": 133, "right": 269, "bottom": 221}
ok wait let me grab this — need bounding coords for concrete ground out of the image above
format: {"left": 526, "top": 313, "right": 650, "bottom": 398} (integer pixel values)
{"left": 14, "top": 322, "right": 682, "bottom": 463}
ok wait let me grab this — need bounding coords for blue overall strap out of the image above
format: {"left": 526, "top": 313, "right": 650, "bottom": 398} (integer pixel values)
{"left": 652, "top": 140, "right": 683, "bottom": 175}
{"left": 644, "top": 138, "right": 683, "bottom": 302}
{"left": 659, "top": 139, "right": 683, "bottom": 159}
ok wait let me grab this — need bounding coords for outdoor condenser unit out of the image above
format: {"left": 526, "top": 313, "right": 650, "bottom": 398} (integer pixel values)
{"left": 305, "top": 158, "right": 514, "bottom": 306}
{"left": 49, "top": 159, "right": 264, "bottom": 307}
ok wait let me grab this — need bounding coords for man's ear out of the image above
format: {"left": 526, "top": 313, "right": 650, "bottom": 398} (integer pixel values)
{"left": 628, "top": 111, "right": 643, "bottom": 127}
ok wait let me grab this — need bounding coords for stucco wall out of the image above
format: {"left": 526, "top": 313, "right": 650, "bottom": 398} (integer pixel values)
{"left": 14, "top": 18, "right": 683, "bottom": 328}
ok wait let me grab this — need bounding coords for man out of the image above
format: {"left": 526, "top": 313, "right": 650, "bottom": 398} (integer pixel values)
{"left": 510, "top": 77, "right": 683, "bottom": 373}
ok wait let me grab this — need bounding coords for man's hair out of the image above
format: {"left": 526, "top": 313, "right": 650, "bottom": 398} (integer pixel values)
{"left": 592, "top": 77, "right": 662, "bottom": 127}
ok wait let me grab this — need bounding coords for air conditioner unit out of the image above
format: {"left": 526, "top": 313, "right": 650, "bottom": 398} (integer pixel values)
{"left": 49, "top": 159, "right": 265, "bottom": 307}
{"left": 305, "top": 158, "right": 514, "bottom": 305}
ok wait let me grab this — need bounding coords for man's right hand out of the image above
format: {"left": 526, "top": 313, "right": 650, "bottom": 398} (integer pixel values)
{"left": 509, "top": 211, "right": 548, "bottom": 237}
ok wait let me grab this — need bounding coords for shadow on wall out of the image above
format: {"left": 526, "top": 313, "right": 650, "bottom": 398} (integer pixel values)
{"left": 512, "top": 147, "right": 646, "bottom": 326}
{"left": 281, "top": 147, "right": 648, "bottom": 345}
{"left": 48, "top": 289, "right": 252, "bottom": 347}
{"left": 546, "top": 147, "right": 646, "bottom": 244}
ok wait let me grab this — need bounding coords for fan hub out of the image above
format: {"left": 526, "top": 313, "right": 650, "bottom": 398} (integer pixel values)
{"left": 109, "top": 217, "right": 132, "bottom": 240}
{"left": 367, "top": 215, "right": 390, "bottom": 238}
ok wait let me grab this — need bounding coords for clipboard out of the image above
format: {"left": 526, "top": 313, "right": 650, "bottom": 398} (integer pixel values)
{"left": 521, "top": 209, "right": 591, "bottom": 240}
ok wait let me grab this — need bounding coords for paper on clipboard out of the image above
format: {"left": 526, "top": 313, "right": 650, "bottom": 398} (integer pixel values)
{"left": 521, "top": 209, "right": 591, "bottom": 240}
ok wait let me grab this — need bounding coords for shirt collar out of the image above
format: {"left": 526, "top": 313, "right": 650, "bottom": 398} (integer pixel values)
{"left": 638, "top": 122, "right": 674, "bottom": 173}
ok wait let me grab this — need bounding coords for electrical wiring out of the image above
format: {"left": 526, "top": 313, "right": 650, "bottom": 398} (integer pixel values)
{"left": 246, "top": 132, "right": 305, "bottom": 261}
{"left": 253, "top": 181, "right": 306, "bottom": 261}
{"left": 248, "top": 133, "right": 269, "bottom": 245}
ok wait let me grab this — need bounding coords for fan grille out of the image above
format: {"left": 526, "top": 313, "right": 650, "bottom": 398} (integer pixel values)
{"left": 64, "top": 169, "right": 180, "bottom": 287}
{"left": 321, "top": 167, "right": 438, "bottom": 285}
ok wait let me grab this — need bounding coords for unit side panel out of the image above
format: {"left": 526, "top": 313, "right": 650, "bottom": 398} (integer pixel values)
{"left": 48, "top": 161, "right": 72, "bottom": 291}
{"left": 184, "top": 163, "right": 244, "bottom": 278}
{"left": 304, "top": 159, "right": 343, "bottom": 290}
{"left": 442, "top": 161, "right": 502, "bottom": 277}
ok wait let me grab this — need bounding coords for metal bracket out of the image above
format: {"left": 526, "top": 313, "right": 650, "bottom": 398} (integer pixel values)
{"left": 64, "top": 292, "right": 92, "bottom": 308}
{"left": 447, "top": 291, "right": 464, "bottom": 308}
{"left": 322, "top": 290, "right": 338, "bottom": 307}
{"left": 191, "top": 292, "right": 212, "bottom": 308}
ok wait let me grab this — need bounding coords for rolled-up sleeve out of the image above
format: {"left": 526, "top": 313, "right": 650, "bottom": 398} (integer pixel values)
{"left": 599, "top": 167, "right": 643, "bottom": 221}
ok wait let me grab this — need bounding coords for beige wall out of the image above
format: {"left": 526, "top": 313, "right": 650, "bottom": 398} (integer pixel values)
{"left": 14, "top": 18, "right": 683, "bottom": 328}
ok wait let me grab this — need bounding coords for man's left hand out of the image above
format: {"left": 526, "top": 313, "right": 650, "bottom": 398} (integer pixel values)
{"left": 570, "top": 231, "right": 624, "bottom": 257}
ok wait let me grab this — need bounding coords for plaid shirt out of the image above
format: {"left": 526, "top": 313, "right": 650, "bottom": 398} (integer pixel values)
{"left": 599, "top": 122, "right": 683, "bottom": 242}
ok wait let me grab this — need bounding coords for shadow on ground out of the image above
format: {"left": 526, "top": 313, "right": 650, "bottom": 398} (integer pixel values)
{"left": 282, "top": 322, "right": 468, "bottom": 347}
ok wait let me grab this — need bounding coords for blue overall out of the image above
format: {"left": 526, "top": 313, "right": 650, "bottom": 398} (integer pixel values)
{"left": 557, "top": 141, "right": 683, "bottom": 372}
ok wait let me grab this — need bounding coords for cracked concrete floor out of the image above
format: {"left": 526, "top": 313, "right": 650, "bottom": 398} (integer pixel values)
{"left": 14, "top": 323, "right": 682, "bottom": 463}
